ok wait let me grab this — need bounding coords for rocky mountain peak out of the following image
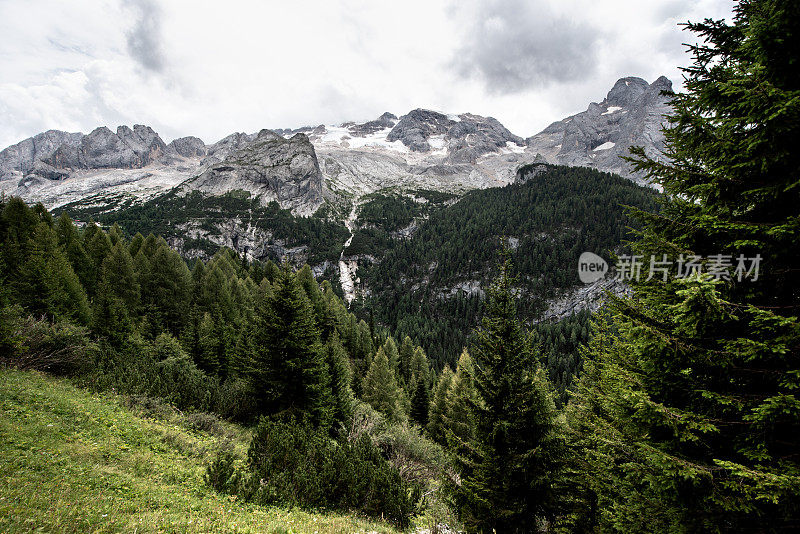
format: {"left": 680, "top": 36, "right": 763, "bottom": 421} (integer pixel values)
{"left": 525, "top": 75, "right": 673, "bottom": 182}
{"left": 386, "top": 109, "right": 455, "bottom": 151}
{"left": 42, "top": 124, "right": 168, "bottom": 171}
{"left": 168, "top": 136, "right": 206, "bottom": 158}
{"left": 605, "top": 77, "right": 650, "bottom": 107}
{"left": 185, "top": 128, "right": 324, "bottom": 215}
{"left": 346, "top": 112, "right": 398, "bottom": 137}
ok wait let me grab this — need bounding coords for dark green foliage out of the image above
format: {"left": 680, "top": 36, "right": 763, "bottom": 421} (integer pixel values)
{"left": 61, "top": 190, "right": 350, "bottom": 265}
{"left": 568, "top": 1, "right": 800, "bottom": 531}
{"left": 0, "top": 200, "right": 91, "bottom": 325}
{"left": 92, "top": 241, "right": 139, "bottom": 342}
{"left": 427, "top": 365, "right": 454, "bottom": 446}
{"left": 442, "top": 349, "right": 476, "bottom": 445}
{"left": 0, "top": 311, "right": 97, "bottom": 376}
{"left": 93, "top": 334, "right": 216, "bottom": 412}
{"left": 233, "top": 418, "right": 419, "bottom": 528}
{"left": 250, "top": 264, "right": 332, "bottom": 427}
{"left": 324, "top": 334, "right": 354, "bottom": 433}
{"left": 410, "top": 376, "right": 430, "bottom": 427}
{"left": 531, "top": 310, "right": 591, "bottom": 403}
{"left": 363, "top": 347, "right": 404, "bottom": 422}
{"left": 352, "top": 166, "right": 659, "bottom": 369}
{"left": 344, "top": 191, "right": 455, "bottom": 257}
{"left": 448, "top": 255, "right": 565, "bottom": 533}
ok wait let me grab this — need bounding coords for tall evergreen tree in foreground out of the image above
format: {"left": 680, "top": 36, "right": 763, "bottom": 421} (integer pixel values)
{"left": 250, "top": 264, "right": 331, "bottom": 428}
{"left": 449, "top": 254, "right": 563, "bottom": 533}
{"left": 569, "top": 1, "right": 800, "bottom": 530}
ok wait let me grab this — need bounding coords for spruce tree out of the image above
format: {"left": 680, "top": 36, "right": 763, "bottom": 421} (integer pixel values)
{"left": 324, "top": 333, "right": 354, "bottom": 433}
{"left": 83, "top": 223, "right": 111, "bottom": 297}
{"left": 448, "top": 254, "right": 563, "bottom": 532}
{"left": 410, "top": 376, "right": 430, "bottom": 427}
{"left": 382, "top": 337, "right": 400, "bottom": 376}
{"left": 569, "top": 1, "right": 800, "bottom": 530}
{"left": 21, "top": 223, "right": 91, "bottom": 325}
{"left": 197, "top": 312, "right": 221, "bottom": 375}
{"left": 250, "top": 264, "right": 331, "bottom": 429}
{"left": 92, "top": 241, "right": 140, "bottom": 341}
{"left": 398, "top": 335, "right": 416, "bottom": 386}
{"left": 55, "top": 212, "right": 91, "bottom": 290}
{"left": 409, "top": 346, "right": 431, "bottom": 388}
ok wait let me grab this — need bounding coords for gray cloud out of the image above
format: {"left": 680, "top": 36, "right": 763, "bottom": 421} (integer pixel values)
{"left": 450, "top": 0, "right": 603, "bottom": 94}
{"left": 125, "top": 0, "right": 165, "bottom": 72}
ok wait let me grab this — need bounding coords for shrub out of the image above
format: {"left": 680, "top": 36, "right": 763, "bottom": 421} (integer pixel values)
{"left": 1, "top": 313, "right": 97, "bottom": 375}
{"left": 374, "top": 423, "right": 447, "bottom": 485}
{"left": 184, "top": 412, "right": 226, "bottom": 437}
{"left": 89, "top": 333, "right": 217, "bottom": 412}
{"left": 121, "top": 394, "right": 178, "bottom": 420}
{"left": 228, "top": 418, "right": 420, "bottom": 528}
{"left": 205, "top": 441, "right": 243, "bottom": 494}
{"left": 212, "top": 377, "right": 257, "bottom": 422}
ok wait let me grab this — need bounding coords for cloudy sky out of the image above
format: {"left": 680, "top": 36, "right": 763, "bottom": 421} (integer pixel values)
{"left": 0, "top": 0, "right": 733, "bottom": 149}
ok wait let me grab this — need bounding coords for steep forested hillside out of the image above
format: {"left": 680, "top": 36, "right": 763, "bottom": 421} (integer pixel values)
{"left": 351, "top": 165, "right": 660, "bottom": 369}
{"left": 59, "top": 189, "right": 350, "bottom": 267}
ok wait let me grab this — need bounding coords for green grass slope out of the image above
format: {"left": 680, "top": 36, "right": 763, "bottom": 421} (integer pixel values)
{"left": 0, "top": 368, "right": 399, "bottom": 533}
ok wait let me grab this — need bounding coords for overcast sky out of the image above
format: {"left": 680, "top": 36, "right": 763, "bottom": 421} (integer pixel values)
{"left": 0, "top": 0, "right": 734, "bottom": 149}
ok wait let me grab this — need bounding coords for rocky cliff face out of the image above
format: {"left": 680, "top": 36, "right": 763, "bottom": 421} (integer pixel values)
{"left": 526, "top": 76, "right": 672, "bottom": 182}
{"left": 182, "top": 129, "right": 325, "bottom": 215}
{"left": 0, "top": 130, "right": 83, "bottom": 181}
{"left": 44, "top": 125, "right": 168, "bottom": 171}
{"left": 168, "top": 136, "right": 207, "bottom": 158}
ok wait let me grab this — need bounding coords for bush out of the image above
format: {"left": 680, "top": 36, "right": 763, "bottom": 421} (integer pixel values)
{"left": 205, "top": 441, "right": 243, "bottom": 494}
{"left": 374, "top": 423, "right": 447, "bottom": 485}
{"left": 212, "top": 377, "right": 257, "bottom": 422}
{"left": 152, "top": 354, "right": 213, "bottom": 410}
{"left": 121, "top": 394, "right": 178, "bottom": 420}
{"left": 0, "top": 312, "right": 97, "bottom": 375}
{"left": 216, "top": 418, "right": 420, "bottom": 528}
{"left": 184, "top": 412, "right": 226, "bottom": 437}
{"left": 89, "top": 333, "right": 217, "bottom": 412}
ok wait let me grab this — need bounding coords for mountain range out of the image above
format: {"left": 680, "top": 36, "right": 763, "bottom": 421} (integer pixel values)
{"left": 0, "top": 76, "right": 669, "bottom": 316}
{"left": 0, "top": 76, "right": 672, "bottom": 214}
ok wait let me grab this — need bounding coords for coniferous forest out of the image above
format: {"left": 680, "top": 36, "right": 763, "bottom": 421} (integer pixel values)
{"left": 1, "top": 1, "right": 799, "bottom": 532}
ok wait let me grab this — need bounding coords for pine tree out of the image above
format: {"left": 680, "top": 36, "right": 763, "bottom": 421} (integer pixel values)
{"left": 55, "top": 212, "right": 92, "bottom": 290}
{"left": 409, "top": 346, "right": 431, "bottom": 389}
{"left": 139, "top": 243, "right": 192, "bottom": 336}
{"left": 197, "top": 312, "right": 221, "bottom": 374}
{"left": 448, "top": 254, "right": 563, "bottom": 532}
{"left": 363, "top": 347, "right": 403, "bottom": 422}
{"left": 21, "top": 222, "right": 91, "bottom": 324}
{"left": 250, "top": 264, "right": 332, "bottom": 429}
{"left": 382, "top": 337, "right": 400, "bottom": 377}
{"left": 569, "top": 2, "right": 800, "bottom": 530}
{"left": 83, "top": 223, "right": 112, "bottom": 297}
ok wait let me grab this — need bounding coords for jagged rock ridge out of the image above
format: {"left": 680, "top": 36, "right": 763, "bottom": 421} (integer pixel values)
{"left": 181, "top": 129, "right": 325, "bottom": 215}
{"left": 526, "top": 76, "right": 672, "bottom": 182}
